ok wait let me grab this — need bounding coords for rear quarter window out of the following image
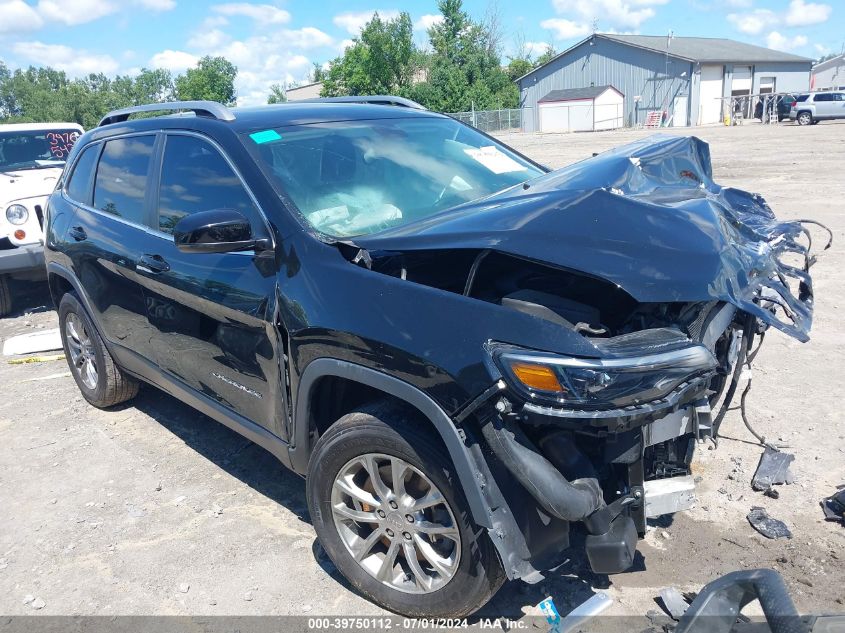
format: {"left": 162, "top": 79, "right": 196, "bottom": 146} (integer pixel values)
{"left": 795, "top": 95, "right": 809, "bottom": 102}
{"left": 93, "top": 135, "right": 156, "bottom": 225}
{"left": 65, "top": 144, "right": 100, "bottom": 205}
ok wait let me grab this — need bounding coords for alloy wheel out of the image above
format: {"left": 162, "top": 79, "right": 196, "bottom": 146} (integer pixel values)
{"left": 65, "top": 312, "right": 98, "bottom": 390}
{"left": 331, "top": 453, "right": 461, "bottom": 594}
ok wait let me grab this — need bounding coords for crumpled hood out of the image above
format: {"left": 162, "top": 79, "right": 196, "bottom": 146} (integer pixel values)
{"left": 358, "top": 135, "right": 826, "bottom": 342}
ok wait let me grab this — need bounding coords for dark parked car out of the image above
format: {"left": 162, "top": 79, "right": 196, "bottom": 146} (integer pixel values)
{"left": 753, "top": 94, "right": 796, "bottom": 122}
{"left": 43, "top": 99, "right": 822, "bottom": 617}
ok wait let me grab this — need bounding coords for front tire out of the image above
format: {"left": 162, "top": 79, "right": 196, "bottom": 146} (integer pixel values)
{"left": 58, "top": 292, "right": 139, "bottom": 408}
{"left": 306, "top": 402, "right": 505, "bottom": 617}
{"left": 797, "top": 111, "right": 813, "bottom": 126}
{"left": 0, "top": 275, "right": 10, "bottom": 317}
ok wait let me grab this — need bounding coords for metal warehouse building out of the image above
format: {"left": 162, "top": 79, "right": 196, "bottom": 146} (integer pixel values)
{"left": 517, "top": 34, "right": 812, "bottom": 131}
{"left": 811, "top": 54, "right": 845, "bottom": 91}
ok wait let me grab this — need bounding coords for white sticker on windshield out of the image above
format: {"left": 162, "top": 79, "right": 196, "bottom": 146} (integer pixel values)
{"left": 464, "top": 146, "right": 528, "bottom": 175}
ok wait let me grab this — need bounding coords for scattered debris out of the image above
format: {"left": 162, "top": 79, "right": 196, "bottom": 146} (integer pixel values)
{"left": 7, "top": 354, "right": 65, "bottom": 365}
{"left": 539, "top": 592, "right": 613, "bottom": 633}
{"left": 2, "top": 329, "right": 62, "bottom": 356}
{"left": 747, "top": 507, "right": 792, "bottom": 539}
{"left": 796, "top": 578, "right": 814, "bottom": 588}
{"left": 243, "top": 590, "right": 254, "bottom": 602}
{"left": 821, "top": 487, "right": 845, "bottom": 525}
{"left": 764, "top": 488, "right": 780, "bottom": 500}
{"left": 657, "top": 587, "right": 690, "bottom": 620}
{"left": 177, "top": 583, "right": 190, "bottom": 593}
{"left": 751, "top": 448, "right": 795, "bottom": 492}
{"left": 30, "top": 597, "right": 46, "bottom": 610}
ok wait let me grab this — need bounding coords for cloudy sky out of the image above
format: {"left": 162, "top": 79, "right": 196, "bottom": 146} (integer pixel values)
{"left": 0, "top": 0, "right": 838, "bottom": 105}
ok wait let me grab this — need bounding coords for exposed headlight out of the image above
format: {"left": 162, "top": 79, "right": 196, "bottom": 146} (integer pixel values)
{"left": 5, "top": 204, "right": 29, "bottom": 226}
{"left": 494, "top": 342, "right": 717, "bottom": 410}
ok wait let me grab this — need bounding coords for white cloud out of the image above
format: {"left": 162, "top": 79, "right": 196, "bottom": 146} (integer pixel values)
{"left": 524, "top": 41, "right": 553, "bottom": 57}
{"left": 187, "top": 28, "right": 231, "bottom": 50}
{"left": 36, "top": 0, "right": 118, "bottom": 25}
{"left": 784, "top": 0, "right": 832, "bottom": 27}
{"left": 167, "top": 30, "right": 318, "bottom": 105}
{"left": 149, "top": 49, "right": 199, "bottom": 72}
{"left": 414, "top": 13, "right": 443, "bottom": 31}
{"left": 766, "top": 31, "right": 808, "bottom": 51}
{"left": 550, "top": 0, "right": 656, "bottom": 30}
{"left": 12, "top": 41, "right": 119, "bottom": 75}
{"left": 727, "top": 9, "right": 778, "bottom": 35}
{"left": 333, "top": 9, "right": 400, "bottom": 35}
{"left": 540, "top": 18, "right": 591, "bottom": 39}
{"left": 814, "top": 43, "right": 831, "bottom": 56}
{"left": 0, "top": 0, "right": 43, "bottom": 33}
{"left": 338, "top": 38, "right": 355, "bottom": 53}
{"left": 212, "top": 3, "right": 291, "bottom": 24}
{"left": 281, "top": 27, "right": 334, "bottom": 49}
{"left": 135, "top": 0, "right": 175, "bottom": 10}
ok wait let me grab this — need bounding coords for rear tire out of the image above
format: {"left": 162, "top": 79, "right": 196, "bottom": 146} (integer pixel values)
{"left": 797, "top": 111, "right": 813, "bottom": 126}
{"left": 0, "top": 275, "right": 10, "bottom": 317}
{"left": 306, "top": 402, "right": 505, "bottom": 617}
{"left": 58, "top": 292, "right": 139, "bottom": 408}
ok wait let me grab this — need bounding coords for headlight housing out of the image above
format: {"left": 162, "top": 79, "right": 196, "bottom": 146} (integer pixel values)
{"left": 5, "top": 204, "right": 29, "bottom": 226}
{"left": 493, "top": 338, "right": 717, "bottom": 411}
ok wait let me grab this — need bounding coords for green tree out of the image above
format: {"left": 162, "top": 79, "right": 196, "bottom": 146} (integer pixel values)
{"left": 174, "top": 56, "right": 237, "bottom": 105}
{"left": 267, "top": 83, "right": 287, "bottom": 104}
{"left": 321, "top": 12, "right": 417, "bottom": 97}
{"left": 409, "top": 0, "right": 517, "bottom": 112}
{"left": 534, "top": 45, "right": 558, "bottom": 67}
{"left": 311, "top": 63, "right": 327, "bottom": 83}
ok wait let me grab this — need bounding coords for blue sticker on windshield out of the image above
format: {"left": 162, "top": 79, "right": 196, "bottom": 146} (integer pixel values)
{"left": 250, "top": 129, "right": 282, "bottom": 144}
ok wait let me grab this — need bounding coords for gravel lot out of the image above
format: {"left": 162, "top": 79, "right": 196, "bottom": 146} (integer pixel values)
{"left": 1, "top": 120, "right": 843, "bottom": 622}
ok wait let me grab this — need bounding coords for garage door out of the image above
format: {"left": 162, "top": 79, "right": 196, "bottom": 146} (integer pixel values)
{"left": 539, "top": 101, "right": 593, "bottom": 132}
{"left": 699, "top": 64, "right": 724, "bottom": 125}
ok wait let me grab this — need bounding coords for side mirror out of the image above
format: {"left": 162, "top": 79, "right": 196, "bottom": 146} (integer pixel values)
{"left": 173, "top": 209, "right": 260, "bottom": 254}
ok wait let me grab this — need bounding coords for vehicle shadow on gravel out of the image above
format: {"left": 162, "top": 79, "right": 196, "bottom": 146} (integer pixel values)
{"left": 128, "top": 386, "right": 311, "bottom": 521}
{"left": 3, "top": 279, "right": 52, "bottom": 318}
{"left": 126, "top": 385, "right": 645, "bottom": 618}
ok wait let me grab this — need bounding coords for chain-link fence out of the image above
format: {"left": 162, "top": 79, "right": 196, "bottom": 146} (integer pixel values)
{"left": 448, "top": 108, "right": 522, "bottom": 133}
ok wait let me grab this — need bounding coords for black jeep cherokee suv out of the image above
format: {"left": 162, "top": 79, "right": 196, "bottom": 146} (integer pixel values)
{"left": 44, "top": 99, "right": 821, "bottom": 617}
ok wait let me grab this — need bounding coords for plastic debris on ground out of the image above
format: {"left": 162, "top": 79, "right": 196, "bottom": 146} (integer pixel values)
{"left": 747, "top": 506, "right": 792, "bottom": 539}
{"left": 821, "top": 487, "right": 845, "bottom": 526}
{"left": 2, "top": 329, "right": 62, "bottom": 356}
{"left": 751, "top": 447, "right": 795, "bottom": 492}
{"left": 538, "top": 596, "right": 561, "bottom": 632}
{"left": 657, "top": 587, "right": 691, "bottom": 620}
{"left": 537, "top": 592, "right": 613, "bottom": 633}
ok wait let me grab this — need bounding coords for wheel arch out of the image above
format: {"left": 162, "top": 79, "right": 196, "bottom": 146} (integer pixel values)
{"left": 47, "top": 263, "right": 103, "bottom": 334}
{"left": 290, "top": 358, "right": 493, "bottom": 529}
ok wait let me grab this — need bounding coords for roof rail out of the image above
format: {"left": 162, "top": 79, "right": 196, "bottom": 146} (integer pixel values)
{"left": 299, "top": 95, "right": 427, "bottom": 110}
{"left": 98, "top": 101, "right": 236, "bottom": 127}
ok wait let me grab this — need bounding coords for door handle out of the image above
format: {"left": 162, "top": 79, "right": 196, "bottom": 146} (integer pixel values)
{"left": 137, "top": 254, "right": 170, "bottom": 274}
{"left": 69, "top": 226, "right": 87, "bottom": 241}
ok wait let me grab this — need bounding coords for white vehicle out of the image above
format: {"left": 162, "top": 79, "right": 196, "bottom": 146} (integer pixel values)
{"left": 1, "top": 122, "right": 83, "bottom": 316}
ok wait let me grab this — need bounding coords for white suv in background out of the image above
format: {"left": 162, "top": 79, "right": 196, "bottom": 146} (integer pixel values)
{"left": 0, "top": 122, "right": 83, "bottom": 316}
{"left": 789, "top": 91, "right": 845, "bottom": 125}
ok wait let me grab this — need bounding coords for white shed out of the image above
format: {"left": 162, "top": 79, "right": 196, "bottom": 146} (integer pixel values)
{"left": 538, "top": 85, "right": 624, "bottom": 132}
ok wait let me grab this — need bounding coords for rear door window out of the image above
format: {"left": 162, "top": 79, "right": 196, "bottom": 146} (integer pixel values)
{"left": 814, "top": 93, "right": 834, "bottom": 101}
{"left": 157, "top": 134, "right": 260, "bottom": 234}
{"left": 93, "top": 135, "right": 156, "bottom": 225}
{"left": 65, "top": 144, "right": 100, "bottom": 206}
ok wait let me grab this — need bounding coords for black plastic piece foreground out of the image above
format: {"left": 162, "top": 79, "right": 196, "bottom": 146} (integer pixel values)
{"left": 585, "top": 514, "right": 638, "bottom": 574}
